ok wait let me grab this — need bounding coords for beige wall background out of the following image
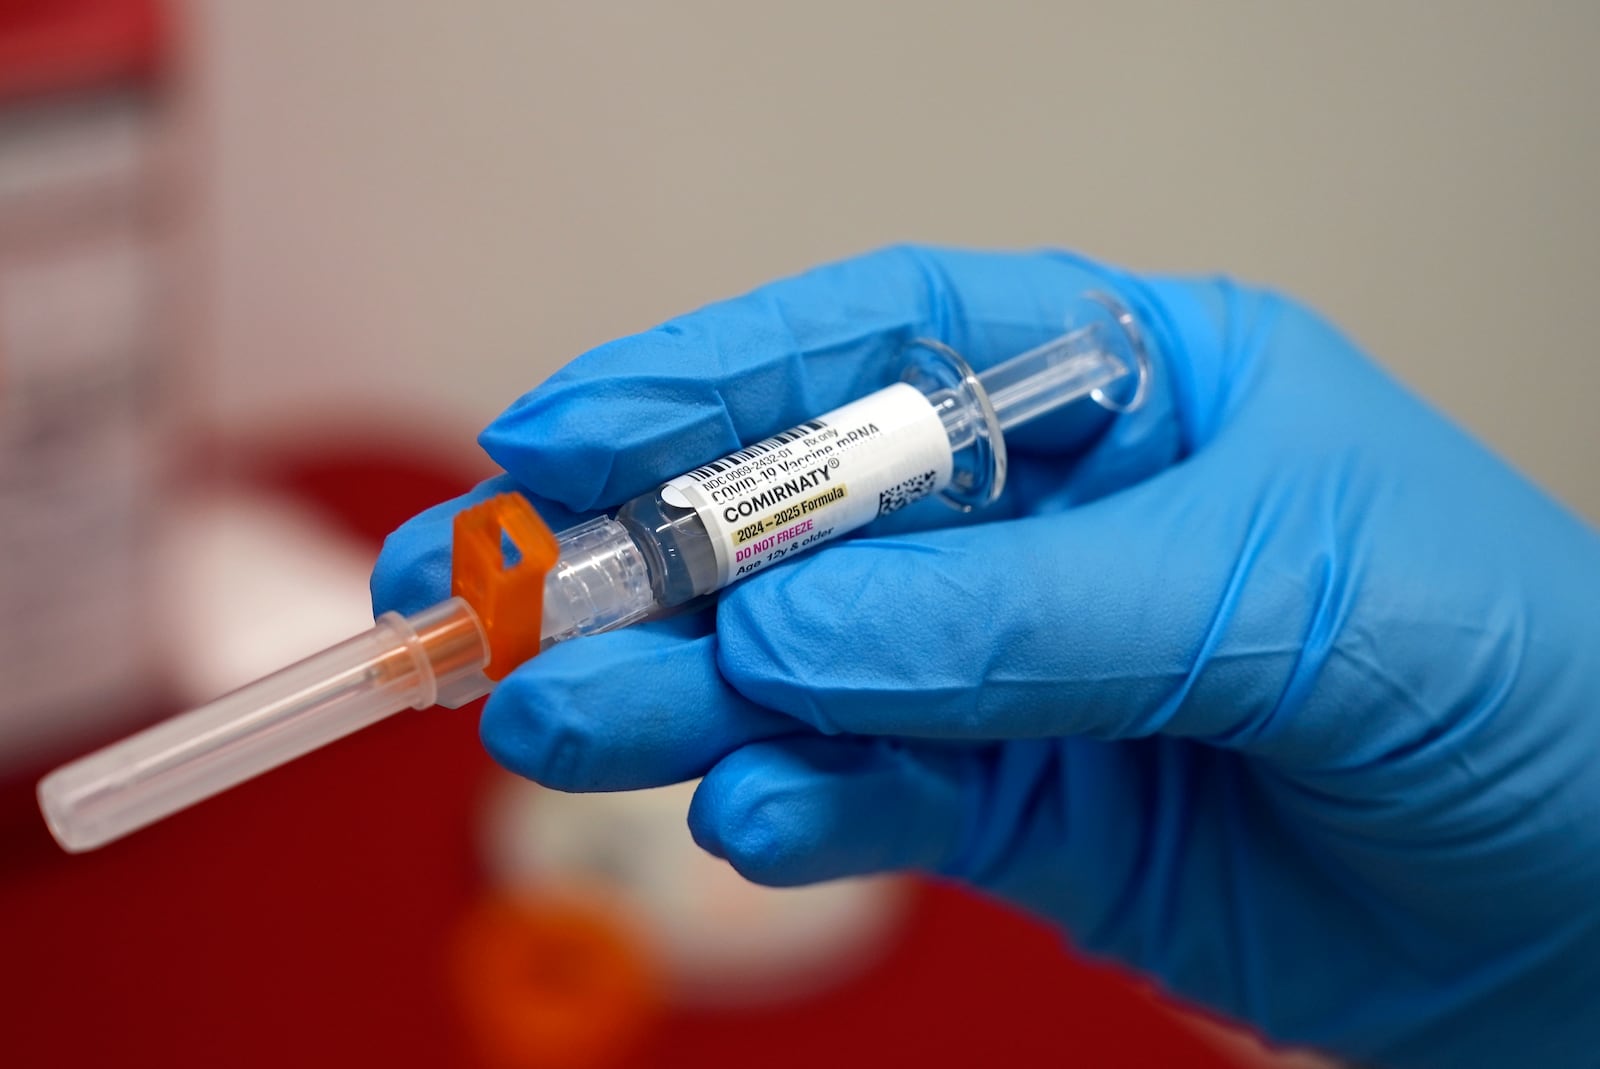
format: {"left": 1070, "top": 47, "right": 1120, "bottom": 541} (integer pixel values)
{"left": 192, "top": 1, "right": 1600, "bottom": 519}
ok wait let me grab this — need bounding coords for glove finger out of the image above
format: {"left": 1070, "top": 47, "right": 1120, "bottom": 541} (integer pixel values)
{"left": 480, "top": 609, "right": 803, "bottom": 792}
{"left": 686, "top": 735, "right": 977, "bottom": 887}
{"left": 480, "top": 245, "right": 1170, "bottom": 512}
{"left": 370, "top": 474, "right": 589, "bottom": 619}
{"left": 686, "top": 733, "right": 1206, "bottom": 959}
{"left": 715, "top": 449, "right": 1325, "bottom": 760}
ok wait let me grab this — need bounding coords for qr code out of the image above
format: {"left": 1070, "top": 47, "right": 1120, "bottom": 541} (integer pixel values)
{"left": 877, "top": 470, "right": 939, "bottom": 517}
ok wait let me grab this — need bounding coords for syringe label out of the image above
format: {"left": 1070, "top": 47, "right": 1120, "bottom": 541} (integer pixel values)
{"left": 663, "top": 382, "right": 953, "bottom": 586}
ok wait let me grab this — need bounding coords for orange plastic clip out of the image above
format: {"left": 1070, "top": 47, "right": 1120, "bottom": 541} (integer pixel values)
{"left": 452, "top": 493, "right": 560, "bottom": 680}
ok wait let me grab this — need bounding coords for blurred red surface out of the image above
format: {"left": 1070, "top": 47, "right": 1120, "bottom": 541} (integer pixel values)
{"left": 0, "top": 0, "right": 166, "bottom": 102}
{"left": 0, "top": 443, "right": 1245, "bottom": 1068}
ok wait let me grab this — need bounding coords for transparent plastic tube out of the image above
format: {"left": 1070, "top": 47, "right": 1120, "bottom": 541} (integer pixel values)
{"left": 39, "top": 599, "right": 489, "bottom": 852}
{"left": 40, "top": 289, "right": 1153, "bottom": 853}
{"left": 904, "top": 290, "right": 1149, "bottom": 508}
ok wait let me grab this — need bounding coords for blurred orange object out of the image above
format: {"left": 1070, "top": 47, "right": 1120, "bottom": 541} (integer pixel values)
{"left": 452, "top": 890, "right": 664, "bottom": 1069}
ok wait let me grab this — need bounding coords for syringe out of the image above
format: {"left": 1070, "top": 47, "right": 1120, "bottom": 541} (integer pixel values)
{"left": 38, "top": 292, "right": 1152, "bottom": 852}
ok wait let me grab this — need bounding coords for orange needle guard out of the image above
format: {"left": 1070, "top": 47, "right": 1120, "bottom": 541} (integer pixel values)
{"left": 452, "top": 493, "right": 560, "bottom": 680}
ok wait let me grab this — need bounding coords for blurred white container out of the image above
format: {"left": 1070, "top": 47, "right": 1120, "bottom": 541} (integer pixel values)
{"left": 0, "top": 0, "right": 179, "bottom": 771}
{"left": 481, "top": 775, "right": 912, "bottom": 1008}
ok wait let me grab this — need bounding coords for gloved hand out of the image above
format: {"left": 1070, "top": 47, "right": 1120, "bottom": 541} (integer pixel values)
{"left": 372, "top": 246, "right": 1600, "bottom": 1068}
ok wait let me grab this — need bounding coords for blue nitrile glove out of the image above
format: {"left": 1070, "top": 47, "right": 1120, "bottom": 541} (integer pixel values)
{"left": 372, "top": 247, "right": 1600, "bottom": 1068}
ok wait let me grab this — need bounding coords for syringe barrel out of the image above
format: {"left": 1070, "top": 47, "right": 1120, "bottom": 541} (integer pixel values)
{"left": 603, "top": 290, "right": 1152, "bottom": 605}
{"left": 38, "top": 598, "right": 488, "bottom": 852}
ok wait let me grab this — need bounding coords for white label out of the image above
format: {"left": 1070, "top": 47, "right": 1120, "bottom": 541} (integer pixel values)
{"left": 664, "top": 382, "right": 953, "bottom": 586}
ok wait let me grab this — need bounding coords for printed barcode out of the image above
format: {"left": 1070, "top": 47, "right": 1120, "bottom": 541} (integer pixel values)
{"left": 686, "top": 420, "right": 826, "bottom": 479}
